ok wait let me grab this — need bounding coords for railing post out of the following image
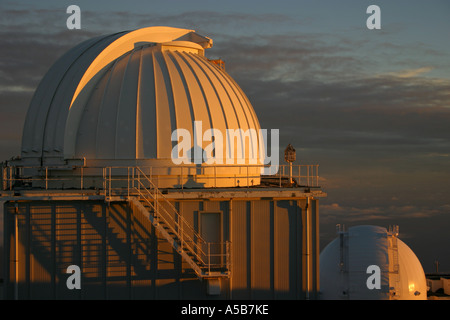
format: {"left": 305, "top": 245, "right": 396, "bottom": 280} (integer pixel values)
{"left": 109, "top": 167, "right": 111, "bottom": 198}
{"left": 247, "top": 166, "right": 249, "bottom": 188}
{"left": 45, "top": 167, "right": 48, "bottom": 190}
{"left": 2, "top": 166, "right": 6, "bottom": 191}
{"left": 307, "top": 165, "right": 310, "bottom": 186}
{"left": 289, "top": 162, "right": 293, "bottom": 185}
{"left": 2, "top": 166, "right": 5, "bottom": 191}
{"left": 155, "top": 181, "right": 158, "bottom": 220}
{"left": 127, "top": 167, "right": 130, "bottom": 199}
{"left": 180, "top": 214, "right": 183, "bottom": 250}
{"left": 81, "top": 167, "right": 83, "bottom": 190}
{"left": 9, "top": 166, "right": 12, "bottom": 190}
{"left": 279, "top": 166, "right": 281, "bottom": 187}
{"left": 103, "top": 167, "right": 106, "bottom": 197}
{"left": 226, "top": 241, "right": 230, "bottom": 271}
{"left": 208, "top": 243, "right": 211, "bottom": 274}
{"left": 317, "top": 165, "right": 319, "bottom": 186}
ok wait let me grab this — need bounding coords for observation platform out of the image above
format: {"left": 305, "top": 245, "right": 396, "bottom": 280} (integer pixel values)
{"left": 1, "top": 164, "right": 326, "bottom": 201}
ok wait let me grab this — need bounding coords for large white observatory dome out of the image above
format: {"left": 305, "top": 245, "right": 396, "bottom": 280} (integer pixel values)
{"left": 18, "top": 26, "right": 265, "bottom": 188}
{"left": 320, "top": 225, "right": 427, "bottom": 300}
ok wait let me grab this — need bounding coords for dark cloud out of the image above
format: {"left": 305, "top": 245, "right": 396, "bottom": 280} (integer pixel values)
{"left": 112, "top": 10, "right": 302, "bottom": 33}
{"left": 2, "top": 9, "right": 449, "bottom": 172}
{"left": 320, "top": 203, "right": 450, "bottom": 223}
{"left": 2, "top": 9, "right": 449, "bottom": 167}
{"left": 238, "top": 74, "right": 450, "bottom": 173}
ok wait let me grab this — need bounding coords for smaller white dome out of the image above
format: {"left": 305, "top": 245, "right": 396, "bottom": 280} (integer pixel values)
{"left": 320, "top": 225, "right": 427, "bottom": 300}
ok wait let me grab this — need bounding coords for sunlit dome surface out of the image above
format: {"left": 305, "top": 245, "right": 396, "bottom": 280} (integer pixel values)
{"left": 19, "top": 26, "right": 265, "bottom": 187}
{"left": 22, "top": 26, "right": 262, "bottom": 163}
{"left": 319, "top": 225, "right": 427, "bottom": 300}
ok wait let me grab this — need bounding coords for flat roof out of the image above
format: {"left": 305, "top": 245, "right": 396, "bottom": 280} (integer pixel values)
{"left": 0, "top": 186, "right": 326, "bottom": 202}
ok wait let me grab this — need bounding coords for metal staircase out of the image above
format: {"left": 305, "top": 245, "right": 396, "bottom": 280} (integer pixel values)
{"left": 128, "top": 167, "right": 231, "bottom": 280}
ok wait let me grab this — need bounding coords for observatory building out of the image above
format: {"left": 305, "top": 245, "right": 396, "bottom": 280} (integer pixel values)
{"left": 320, "top": 225, "right": 427, "bottom": 300}
{"left": 1, "top": 27, "right": 325, "bottom": 299}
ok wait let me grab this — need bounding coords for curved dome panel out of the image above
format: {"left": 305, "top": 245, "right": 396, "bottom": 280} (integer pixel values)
{"left": 20, "top": 31, "right": 128, "bottom": 161}
{"left": 396, "top": 239, "right": 427, "bottom": 299}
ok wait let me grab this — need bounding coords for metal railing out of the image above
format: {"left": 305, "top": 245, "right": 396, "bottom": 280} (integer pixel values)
{"left": 1, "top": 162, "right": 320, "bottom": 277}
{"left": 1, "top": 163, "right": 319, "bottom": 191}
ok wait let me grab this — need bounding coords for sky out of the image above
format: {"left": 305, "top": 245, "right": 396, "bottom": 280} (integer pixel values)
{"left": 0, "top": 0, "right": 449, "bottom": 273}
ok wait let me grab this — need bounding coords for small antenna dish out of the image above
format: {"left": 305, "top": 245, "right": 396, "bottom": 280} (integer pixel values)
{"left": 284, "top": 144, "right": 296, "bottom": 163}
{"left": 284, "top": 144, "right": 296, "bottom": 185}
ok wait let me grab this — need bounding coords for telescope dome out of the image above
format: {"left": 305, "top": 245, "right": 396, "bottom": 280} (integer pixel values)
{"left": 320, "top": 225, "right": 427, "bottom": 300}
{"left": 19, "top": 26, "right": 265, "bottom": 188}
